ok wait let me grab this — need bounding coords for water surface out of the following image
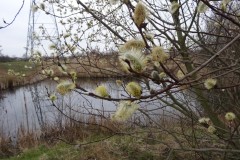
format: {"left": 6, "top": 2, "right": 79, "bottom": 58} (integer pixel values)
{"left": 0, "top": 77, "right": 187, "bottom": 137}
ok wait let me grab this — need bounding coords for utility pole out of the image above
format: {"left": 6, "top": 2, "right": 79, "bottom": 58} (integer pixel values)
{"left": 25, "top": 0, "right": 60, "bottom": 59}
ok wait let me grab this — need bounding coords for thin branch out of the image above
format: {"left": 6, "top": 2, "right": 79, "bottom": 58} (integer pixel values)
{"left": 0, "top": 0, "right": 25, "bottom": 29}
{"left": 183, "top": 34, "right": 240, "bottom": 79}
{"left": 174, "top": 147, "right": 240, "bottom": 153}
{"left": 76, "top": 0, "right": 126, "bottom": 42}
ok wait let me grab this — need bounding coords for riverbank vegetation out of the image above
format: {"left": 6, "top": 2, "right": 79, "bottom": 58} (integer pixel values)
{"left": 0, "top": 60, "right": 39, "bottom": 90}
{"left": 0, "top": 51, "right": 122, "bottom": 90}
{"left": 0, "top": 113, "right": 231, "bottom": 160}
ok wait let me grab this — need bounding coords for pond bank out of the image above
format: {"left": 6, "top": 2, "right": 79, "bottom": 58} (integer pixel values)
{"left": 0, "top": 75, "right": 125, "bottom": 91}
{"left": 0, "top": 63, "right": 126, "bottom": 91}
{"left": 0, "top": 73, "right": 44, "bottom": 91}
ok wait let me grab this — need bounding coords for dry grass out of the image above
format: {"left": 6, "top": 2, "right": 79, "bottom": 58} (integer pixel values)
{"left": 0, "top": 112, "right": 233, "bottom": 160}
{"left": 0, "top": 61, "right": 42, "bottom": 90}
{"left": 0, "top": 55, "right": 122, "bottom": 90}
{"left": 41, "top": 54, "right": 123, "bottom": 78}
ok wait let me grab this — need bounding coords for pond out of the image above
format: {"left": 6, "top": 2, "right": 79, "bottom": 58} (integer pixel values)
{"left": 0, "top": 77, "right": 186, "bottom": 138}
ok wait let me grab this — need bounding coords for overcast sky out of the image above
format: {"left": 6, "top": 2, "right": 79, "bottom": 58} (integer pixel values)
{"left": 0, "top": 0, "right": 91, "bottom": 58}
{"left": 0, "top": 0, "right": 113, "bottom": 58}
{"left": 0, "top": 0, "right": 32, "bottom": 57}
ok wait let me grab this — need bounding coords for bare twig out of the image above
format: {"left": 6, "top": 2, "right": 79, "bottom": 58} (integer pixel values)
{"left": 0, "top": 0, "right": 25, "bottom": 29}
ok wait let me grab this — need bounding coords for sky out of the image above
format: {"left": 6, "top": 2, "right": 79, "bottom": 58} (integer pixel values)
{"left": 0, "top": 0, "right": 91, "bottom": 58}
{"left": 0, "top": 0, "right": 117, "bottom": 58}
{"left": 0, "top": 0, "right": 31, "bottom": 57}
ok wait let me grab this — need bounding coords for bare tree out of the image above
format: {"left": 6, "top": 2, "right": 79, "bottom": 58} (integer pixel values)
{"left": 22, "top": 0, "right": 240, "bottom": 158}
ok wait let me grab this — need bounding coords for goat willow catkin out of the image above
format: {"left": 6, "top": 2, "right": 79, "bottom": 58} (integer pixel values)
{"left": 225, "top": 112, "right": 236, "bottom": 121}
{"left": 151, "top": 46, "right": 169, "bottom": 63}
{"left": 119, "top": 49, "right": 147, "bottom": 73}
{"left": 95, "top": 85, "right": 110, "bottom": 98}
{"left": 56, "top": 81, "right": 75, "bottom": 95}
{"left": 133, "top": 2, "right": 147, "bottom": 27}
{"left": 119, "top": 39, "right": 145, "bottom": 52}
{"left": 126, "top": 82, "right": 142, "bottom": 98}
{"left": 204, "top": 78, "right": 217, "bottom": 90}
{"left": 49, "top": 94, "right": 57, "bottom": 101}
{"left": 112, "top": 101, "right": 139, "bottom": 122}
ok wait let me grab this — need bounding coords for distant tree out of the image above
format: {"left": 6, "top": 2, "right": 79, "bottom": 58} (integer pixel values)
{"left": 0, "top": 46, "right": 16, "bottom": 62}
{"left": 0, "top": 45, "right": 2, "bottom": 56}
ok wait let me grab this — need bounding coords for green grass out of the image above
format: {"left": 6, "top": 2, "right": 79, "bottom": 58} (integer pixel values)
{"left": 2, "top": 133, "right": 161, "bottom": 160}
{"left": 1, "top": 126, "right": 225, "bottom": 160}
{"left": 0, "top": 61, "right": 37, "bottom": 73}
{"left": 3, "top": 143, "right": 81, "bottom": 160}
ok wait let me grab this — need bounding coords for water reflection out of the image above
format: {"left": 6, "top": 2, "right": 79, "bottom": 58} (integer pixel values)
{"left": 0, "top": 78, "right": 127, "bottom": 137}
{"left": 0, "top": 77, "right": 190, "bottom": 137}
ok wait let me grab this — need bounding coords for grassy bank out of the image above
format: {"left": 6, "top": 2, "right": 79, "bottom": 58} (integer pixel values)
{"left": 1, "top": 116, "right": 166, "bottom": 160}
{"left": 0, "top": 55, "right": 124, "bottom": 90}
{"left": 2, "top": 133, "right": 163, "bottom": 160}
{"left": 0, "top": 61, "right": 35, "bottom": 73}
{"left": 0, "top": 61, "right": 40, "bottom": 90}
{"left": 0, "top": 112, "right": 230, "bottom": 160}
